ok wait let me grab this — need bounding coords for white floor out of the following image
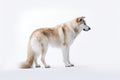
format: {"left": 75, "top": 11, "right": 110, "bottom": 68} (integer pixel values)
{"left": 0, "top": 65, "right": 120, "bottom": 80}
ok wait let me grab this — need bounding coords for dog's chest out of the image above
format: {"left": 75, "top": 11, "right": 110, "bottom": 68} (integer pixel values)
{"left": 67, "top": 32, "right": 76, "bottom": 45}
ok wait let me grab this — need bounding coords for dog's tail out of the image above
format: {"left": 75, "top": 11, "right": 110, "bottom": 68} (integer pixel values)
{"left": 20, "top": 43, "right": 34, "bottom": 68}
{"left": 20, "top": 54, "right": 34, "bottom": 68}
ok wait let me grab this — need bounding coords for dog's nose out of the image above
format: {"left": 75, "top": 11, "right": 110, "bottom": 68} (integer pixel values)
{"left": 88, "top": 27, "right": 91, "bottom": 30}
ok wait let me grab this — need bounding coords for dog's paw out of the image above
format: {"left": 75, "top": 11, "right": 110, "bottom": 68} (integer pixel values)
{"left": 45, "top": 65, "right": 51, "bottom": 68}
{"left": 70, "top": 64, "right": 74, "bottom": 67}
{"left": 65, "top": 64, "right": 74, "bottom": 67}
{"left": 35, "top": 65, "right": 41, "bottom": 68}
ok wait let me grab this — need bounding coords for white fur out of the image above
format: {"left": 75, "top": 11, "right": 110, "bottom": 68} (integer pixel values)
{"left": 31, "top": 38, "right": 42, "bottom": 56}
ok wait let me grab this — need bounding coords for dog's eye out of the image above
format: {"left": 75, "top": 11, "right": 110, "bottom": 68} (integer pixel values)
{"left": 83, "top": 21, "right": 86, "bottom": 25}
{"left": 84, "top": 22, "right": 86, "bottom": 25}
{"left": 80, "top": 18, "right": 83, "bottom": 22}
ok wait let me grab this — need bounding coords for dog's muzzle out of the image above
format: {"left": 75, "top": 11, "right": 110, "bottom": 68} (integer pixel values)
{"left": 83, "top": 27, "right": 91, "bottom": 31}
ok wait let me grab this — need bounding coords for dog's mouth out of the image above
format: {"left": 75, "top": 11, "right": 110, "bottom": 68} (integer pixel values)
{"left": 83, "top": 27, "right": 91, "bottom": 31}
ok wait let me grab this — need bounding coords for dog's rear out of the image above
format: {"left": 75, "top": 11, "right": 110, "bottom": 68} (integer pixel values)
{"left": 20, "top": 27, "right": 64, "bottom": 68}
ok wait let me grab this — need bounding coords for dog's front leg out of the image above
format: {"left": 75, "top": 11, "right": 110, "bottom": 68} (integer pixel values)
{"left": 61, "top": 45, "right": 74, "bottom": 67}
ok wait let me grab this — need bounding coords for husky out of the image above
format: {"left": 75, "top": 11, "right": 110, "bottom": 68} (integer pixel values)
{"left": 20, "top": 16, "right": 91, "bottom": 68}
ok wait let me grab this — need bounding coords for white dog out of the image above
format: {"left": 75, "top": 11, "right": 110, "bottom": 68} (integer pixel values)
{"left": 20, "top": 16, "right": 91, "bottom": 68}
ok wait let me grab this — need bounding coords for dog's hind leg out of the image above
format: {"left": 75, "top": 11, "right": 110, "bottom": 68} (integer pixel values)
{"left": 34, "top": 56, "right": 41, "bottom": 68}
{"left": 40, "top": 42, "right": 50, "bottom": 68}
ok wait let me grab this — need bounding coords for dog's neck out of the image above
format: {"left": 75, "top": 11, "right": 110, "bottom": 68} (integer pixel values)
{"left": 74, "top": 25, "right": 82, "bottom": 34}
{"left": 66, "top": 21, "right": 82, "bottom": 38}
{"left": 73, "top": 27, "right": 82, "bottom": 39}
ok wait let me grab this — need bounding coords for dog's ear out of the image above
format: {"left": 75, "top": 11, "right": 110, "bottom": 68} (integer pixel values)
{"left": 81, "top": 16, "right": 85, "bottom": 19}
{"left": 76, "top": 16, "right": 85, "bottom": 23}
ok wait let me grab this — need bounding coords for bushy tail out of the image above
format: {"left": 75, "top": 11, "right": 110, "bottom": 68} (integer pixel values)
{"left": 20, "top": 42, "right": 34, "bottom": 68}
{"left": 20, "top": 53, "right": 34, "bottom": 68}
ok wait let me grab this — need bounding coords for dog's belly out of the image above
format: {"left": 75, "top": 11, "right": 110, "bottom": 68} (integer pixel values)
{"left": 48, "top": 37, "right": 62, "bottom": 47}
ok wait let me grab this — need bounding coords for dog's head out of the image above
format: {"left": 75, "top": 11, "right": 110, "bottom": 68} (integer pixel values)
{"left": 75, "top": 16, "right": 91, "bottom": 31}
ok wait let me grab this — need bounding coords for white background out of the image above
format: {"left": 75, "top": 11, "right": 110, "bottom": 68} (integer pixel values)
{"left": 0, "top": 0, "right": 120, "bottom": 80}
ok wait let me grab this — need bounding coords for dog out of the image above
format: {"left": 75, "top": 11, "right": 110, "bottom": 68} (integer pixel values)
{"left": 20, "top": 16, "right": 91, "bottom": 68}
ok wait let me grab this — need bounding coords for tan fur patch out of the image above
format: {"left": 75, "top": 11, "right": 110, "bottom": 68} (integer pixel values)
{"left": 76, "top": 17, "right": 82, "bottom": 22}
{"left": 32, "top": 28, "right": 59, "bottom": 39}
{"left": 26, "top": 52, "right": 34, "bottom": 66}
{"left": 62, "top": 24, "right": 68, "bottom": 45}
{"left": 26, "top": 42, "right": 34, "bottom": 66}
{"left": 41, "top": 43, "right": 44, "bottom": 54}
{"left": 76, "top": 16, "right": 85, "bottom": 23}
